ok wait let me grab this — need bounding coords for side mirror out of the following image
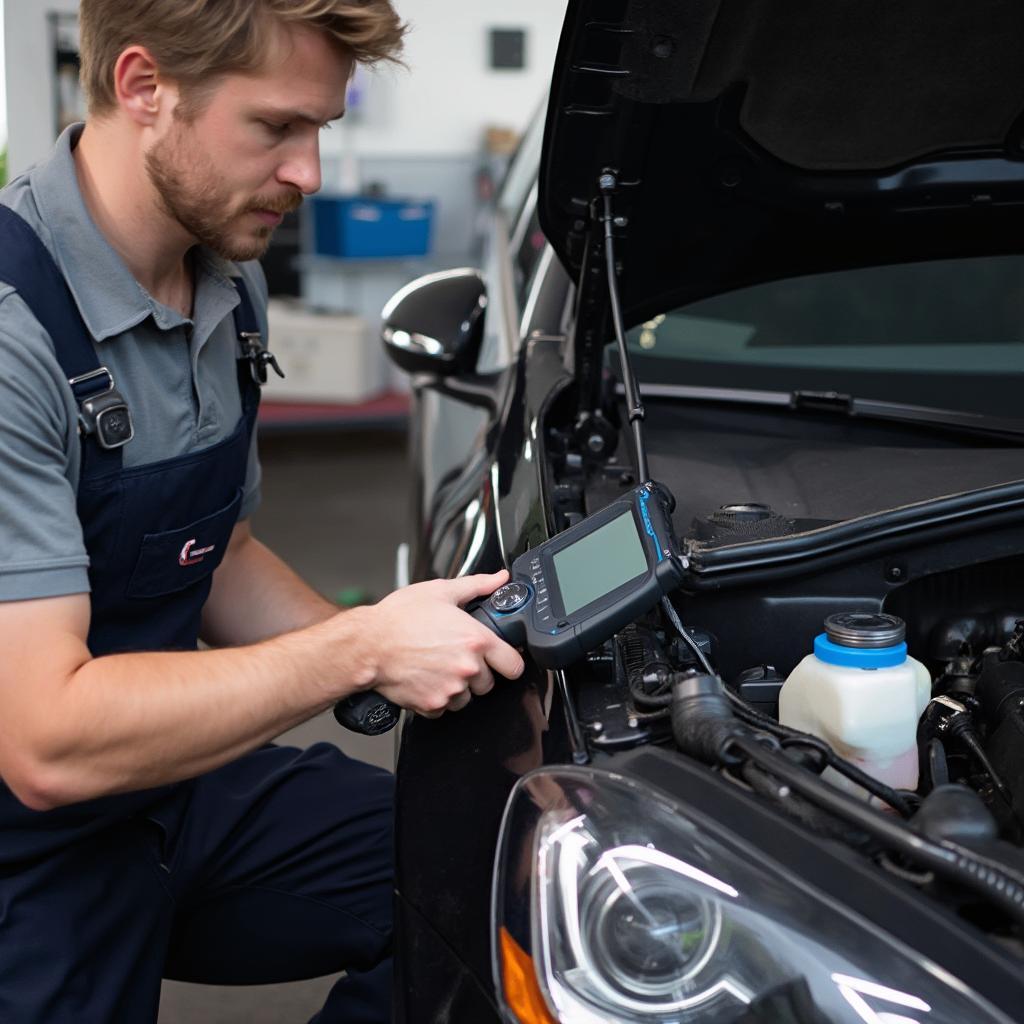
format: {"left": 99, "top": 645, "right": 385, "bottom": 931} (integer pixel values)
{"left": 381, "top": 268, "right": 487, "bottom": 377}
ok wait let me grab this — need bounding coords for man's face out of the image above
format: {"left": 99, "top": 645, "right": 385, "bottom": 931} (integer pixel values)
{"left": 146, "top": 23, "right": 353, "bottom": 262}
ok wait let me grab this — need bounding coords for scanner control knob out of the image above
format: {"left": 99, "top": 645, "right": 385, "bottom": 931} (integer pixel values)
{"left": 489, "top": 582, "right": 532, "bottom": 613}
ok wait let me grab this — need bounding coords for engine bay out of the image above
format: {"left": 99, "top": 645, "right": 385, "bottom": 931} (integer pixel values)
{"left": 542, "top": 385, "right": 1024, "bottom": 951}
{"left": 562, "top": 550, "right": 1024, "bottom": 953}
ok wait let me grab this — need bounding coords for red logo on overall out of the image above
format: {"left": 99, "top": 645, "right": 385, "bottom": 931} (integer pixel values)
{"left": 179, "top": 539, "right": 216, "bottom": 566}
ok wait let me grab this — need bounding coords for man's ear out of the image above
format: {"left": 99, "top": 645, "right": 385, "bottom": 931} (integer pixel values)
{"left": 113, "top": 46, "right": 176, "bottom": 127}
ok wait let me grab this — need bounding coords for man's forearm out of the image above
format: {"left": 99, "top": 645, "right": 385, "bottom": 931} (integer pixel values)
{"left": 202, "top": 525, "right": 339, "bottom": 646}
{"left": 2, "top": 571, "right": 519, "bottom": 813}
{"left": 21, "top": 609, "right": 375, "bottom": 810}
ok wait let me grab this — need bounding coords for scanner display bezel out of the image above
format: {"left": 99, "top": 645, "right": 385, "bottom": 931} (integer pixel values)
{"left": 476, "top": 484, "right": 682, "bottom": 669}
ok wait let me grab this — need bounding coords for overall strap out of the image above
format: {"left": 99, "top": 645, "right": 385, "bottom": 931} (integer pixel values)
{"left": 0, "top": 204, "right": 124, "bottom": 475}
{"left": 231, "top": 277, "right": 275, "bottom": 423}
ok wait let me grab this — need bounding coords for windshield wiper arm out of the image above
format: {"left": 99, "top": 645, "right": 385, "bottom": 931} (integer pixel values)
{"left": 790, "top": 390, "right": 1024, "bottom": 441}
{"left": 625, "top": 382, "right": 1024, "bottom": 441}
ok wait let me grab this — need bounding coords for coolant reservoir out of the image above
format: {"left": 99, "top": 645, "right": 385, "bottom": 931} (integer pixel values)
{"left": 778, "top": 613, "right": 931, "bottom": 796}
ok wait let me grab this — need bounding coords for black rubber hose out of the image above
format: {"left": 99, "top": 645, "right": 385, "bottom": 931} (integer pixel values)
{"left": 723, "top": 687, "right": 914, "bottom": 819}
{"left": 627, "top": 673, "right": 674, "bottom": 709}
{"left": 728, "top": 734, "right": 1024, "bottom": 929}
{"left": 739, "top": 760, "right": 875, "bottom": 849}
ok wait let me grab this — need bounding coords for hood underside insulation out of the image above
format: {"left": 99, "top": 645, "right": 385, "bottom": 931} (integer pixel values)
{"left": 541, "top": 0, "right": 1024, "bottom": 332}
{"left": 613, "top": 0, "right": 1024, "bottom": 171}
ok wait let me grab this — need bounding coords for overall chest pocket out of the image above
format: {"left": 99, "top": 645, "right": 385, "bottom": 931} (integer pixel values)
{"left": 126, "top": 488, "right": 243, "bottom": 599}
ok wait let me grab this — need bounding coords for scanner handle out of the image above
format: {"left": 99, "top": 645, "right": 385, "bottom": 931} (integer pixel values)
{"left": 333, "top": 692, "right": 401, "bottom": 735}
{"left": 332, "top": 607, "right": 505, "bottom": 735}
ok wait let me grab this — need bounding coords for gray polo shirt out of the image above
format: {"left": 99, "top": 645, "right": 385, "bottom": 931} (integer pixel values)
{"left": 0, "top": 125, "right": 265, "bottom": 602}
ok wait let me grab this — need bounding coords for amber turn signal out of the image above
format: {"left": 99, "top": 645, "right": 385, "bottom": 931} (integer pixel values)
{"left": 499, "top": 926, "right": 557, "bottom": 1024}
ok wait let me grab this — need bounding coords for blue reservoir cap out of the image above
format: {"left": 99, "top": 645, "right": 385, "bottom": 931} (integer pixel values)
{"left": 814, "top": 633, "right": 907, "bottom": 669}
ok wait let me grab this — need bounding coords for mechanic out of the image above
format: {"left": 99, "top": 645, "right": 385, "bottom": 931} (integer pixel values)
{"left": 0, "top": 1, "right": 525, "bottom": 1021}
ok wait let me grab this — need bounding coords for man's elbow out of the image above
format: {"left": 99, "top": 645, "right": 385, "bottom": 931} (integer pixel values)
{"left": 1, "top": 748, "right": 81, "bottom": 812}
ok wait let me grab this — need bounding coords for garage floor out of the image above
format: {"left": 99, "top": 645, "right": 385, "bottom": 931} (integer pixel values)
{"left": 157, "top": 428, "right": 408, "bottom": 1024}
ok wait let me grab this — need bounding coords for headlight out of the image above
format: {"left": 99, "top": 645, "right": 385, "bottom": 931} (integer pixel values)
{"left": 493, "top": 766, "right": 1013, "bottom": 1024}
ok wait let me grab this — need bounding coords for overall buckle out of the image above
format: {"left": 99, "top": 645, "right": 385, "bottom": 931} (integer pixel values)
{"left": 239, "top": 331, "right": 285, "bottom": 386}
{"left": 69, "top": 368, "right": 135, "bottom": 450}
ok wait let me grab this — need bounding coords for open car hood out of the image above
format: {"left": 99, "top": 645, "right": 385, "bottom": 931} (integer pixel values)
{"left": 539, "top": 0, "right": 1024, "bottom": 330}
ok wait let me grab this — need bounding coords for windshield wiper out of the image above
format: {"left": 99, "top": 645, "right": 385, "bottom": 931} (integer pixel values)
{"left": 790, "top": 390, "right": 1024, "bottom": 441}
{"left": 624, "top": 381, "right": 1024, "bottom": 440}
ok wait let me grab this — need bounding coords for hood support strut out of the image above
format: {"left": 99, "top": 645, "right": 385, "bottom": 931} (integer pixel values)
{"left": 597, "top": 170, "right": 650, "bottom": 484}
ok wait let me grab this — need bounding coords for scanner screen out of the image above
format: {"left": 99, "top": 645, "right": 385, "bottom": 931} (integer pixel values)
{"left": 552, "top": 510, "right": 648, "bottom": 616}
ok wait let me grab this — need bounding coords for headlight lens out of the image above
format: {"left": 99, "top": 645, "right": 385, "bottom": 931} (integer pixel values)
{"left": 580, "top": 851, "right": 721, "bottom": 1000}
{"left": 493, "top": 766, "right": 1013, "bottom": 1024}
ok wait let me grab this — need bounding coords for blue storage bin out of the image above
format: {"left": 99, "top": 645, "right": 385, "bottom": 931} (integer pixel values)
{"left": 311, "top": 195, "right": 435, "bottom": 259}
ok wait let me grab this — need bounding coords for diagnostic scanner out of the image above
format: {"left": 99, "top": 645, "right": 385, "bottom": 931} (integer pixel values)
{"left": 467, "top": 482, "right": 683, "bottom": 667}
{"left": 334, "top": 482, "right": 684, "bottom": 735}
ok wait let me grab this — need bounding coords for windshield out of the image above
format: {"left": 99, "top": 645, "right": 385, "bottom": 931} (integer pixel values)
{"left": 622, "top": 255, "right": 1024, "bottom": 418}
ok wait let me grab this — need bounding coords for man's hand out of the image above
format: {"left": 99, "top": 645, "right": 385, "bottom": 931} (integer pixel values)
{"left": 359, "top": 570, "right": 525, "bottom": 717}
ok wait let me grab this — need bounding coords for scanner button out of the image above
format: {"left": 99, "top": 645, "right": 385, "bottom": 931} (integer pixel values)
{"left": 490, "top": 582, "right": 531, "bottom": 612}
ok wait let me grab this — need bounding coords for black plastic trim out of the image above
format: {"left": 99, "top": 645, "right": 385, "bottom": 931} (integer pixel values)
{"left": 685, "top": 481, "right": 1024, "bottom": 583}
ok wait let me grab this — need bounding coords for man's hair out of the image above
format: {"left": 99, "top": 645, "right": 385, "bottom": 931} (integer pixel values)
{"left": 79, "top": 0, "right": 407, "bottom": 116}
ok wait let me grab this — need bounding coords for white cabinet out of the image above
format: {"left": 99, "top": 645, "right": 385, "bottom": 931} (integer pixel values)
{"left": 264, "top": 300, "right": 385, "bottom": 404}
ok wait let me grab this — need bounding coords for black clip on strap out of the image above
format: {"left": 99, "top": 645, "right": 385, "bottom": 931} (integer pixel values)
{"left": 69, "top": 367, "right": 135, "bottom": 451}
{"left": 239, "top": 331, "right": 286, "bottom": 386}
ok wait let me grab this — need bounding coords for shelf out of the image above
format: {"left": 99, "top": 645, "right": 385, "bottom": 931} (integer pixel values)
{"left": 297, "top": 253, "right": 436, "bottom": 273}
{"left": 258, "top": 391, "right": 410, "bottom": 434}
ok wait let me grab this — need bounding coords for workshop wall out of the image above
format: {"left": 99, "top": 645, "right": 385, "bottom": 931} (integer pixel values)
{"left": 321, "top": 0, "right": 567, "bottom": 161}
{"left": 4, "top": 0, "right": 569, "bottom": 178}
{"left": 4, "top": 0, "right": 79, "bottom": 178}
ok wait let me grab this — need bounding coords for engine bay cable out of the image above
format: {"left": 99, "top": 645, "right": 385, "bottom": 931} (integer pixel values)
{"left": 658, "top": 595, "right": 915, "bottom": 816}
{"left": 726, "top": 686, "right": 915, "bottom": 818}
{"left": 660, "top": 596, "right": 715, "bottom": 673}
{"left": 727, "top": 732, "right": 1024, "bottom": 929}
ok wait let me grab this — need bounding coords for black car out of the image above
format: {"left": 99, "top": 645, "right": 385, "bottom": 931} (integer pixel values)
{"left": 378, "top": 2, "right": 1024, "bottom": 1020}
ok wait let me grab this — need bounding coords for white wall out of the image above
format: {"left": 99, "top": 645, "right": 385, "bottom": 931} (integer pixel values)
{"left": 0, "top": 1, "right": 8, "bottom": 146}
{"left": 5, "top": 0, "right": 78, "bottom": 178}
{"left": 3, "top": 0, "right": 568, "bottom": 178}
{"left": 326, "top": 0, "right": 567, "bottom": 159}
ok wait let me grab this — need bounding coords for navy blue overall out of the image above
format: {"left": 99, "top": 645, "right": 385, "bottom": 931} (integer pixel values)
{"left": 0, "top": 207, "right": 393, "bottom": 1023}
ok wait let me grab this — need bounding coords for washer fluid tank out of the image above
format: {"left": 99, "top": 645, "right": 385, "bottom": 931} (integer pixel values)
{"left": 779, "top": 613, "right": 931, "bottom": 796}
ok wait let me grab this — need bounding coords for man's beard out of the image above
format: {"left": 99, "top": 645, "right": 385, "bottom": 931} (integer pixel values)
{"left": 145, "top": 121, "right": 303, "bottom": 263}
